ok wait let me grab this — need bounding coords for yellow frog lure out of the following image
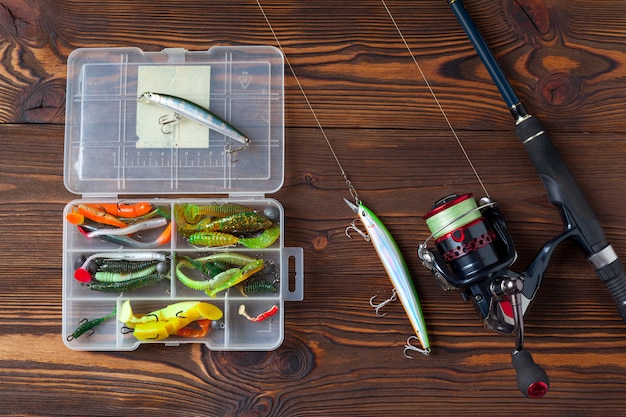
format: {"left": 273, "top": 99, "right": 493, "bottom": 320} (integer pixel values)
{"left": 119, "top": 300, "right": 223, "bottom": 341}
{"left": 344, "top": 198, "right": 430, "bottom": 357}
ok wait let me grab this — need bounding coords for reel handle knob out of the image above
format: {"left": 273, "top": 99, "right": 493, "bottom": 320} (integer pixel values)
{"left": 511, "top": 350, "right": 549, "bottom": 398}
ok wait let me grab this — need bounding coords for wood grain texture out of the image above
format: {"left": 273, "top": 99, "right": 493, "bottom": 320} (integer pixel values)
{"left": 1, "top": 0, "right": 626, "bottom": 415}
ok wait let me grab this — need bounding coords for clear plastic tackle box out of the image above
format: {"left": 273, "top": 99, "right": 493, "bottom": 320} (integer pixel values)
{"left": 62, "top": 46, "right": 304, "bottom": 351}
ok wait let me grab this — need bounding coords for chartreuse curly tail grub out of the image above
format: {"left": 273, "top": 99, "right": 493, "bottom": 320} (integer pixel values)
{"left": 239, "top": 225, "right": 280, "bottom": 249}
{"left": 176, "top": 257, "right": 265, "bottom": 297}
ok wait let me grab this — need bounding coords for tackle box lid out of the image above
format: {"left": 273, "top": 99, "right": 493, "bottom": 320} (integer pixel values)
{"left": 64, "top": 46, "right": 284, "bottom": 197}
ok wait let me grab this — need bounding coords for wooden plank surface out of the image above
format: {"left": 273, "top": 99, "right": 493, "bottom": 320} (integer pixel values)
{"left": 1, "top": 0, "right": 626, "bottom": 415}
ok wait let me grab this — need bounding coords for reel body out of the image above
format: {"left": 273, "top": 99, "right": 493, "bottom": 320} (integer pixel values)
{"left": 420, "top": 194, "right": 518, "bottom": 334}
{"left": 419, "top": 193, "right": 550, "bottom": 398}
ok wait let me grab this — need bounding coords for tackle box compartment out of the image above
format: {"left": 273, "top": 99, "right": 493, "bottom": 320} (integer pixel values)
{"left": 62, "top": 46, "right": 304, "bottom": 351}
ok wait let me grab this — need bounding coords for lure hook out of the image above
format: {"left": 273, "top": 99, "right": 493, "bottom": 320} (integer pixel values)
{"left": 345, "top": 219, "right": 370, "bottom": 242}
{"left": 120, "top": 326, "right": 134, "bottom": 335}
{"left": 224, "top": 139, "right": 251, "bottom": 165}
{"left": 226, "top": 138, "right": 250, "bottom": 154}
{"left": 159, "top": 113, "right": 182, "bottom": 134}
{"left": 403, "top": 335, "right": 431, "bottom": 359}
{"left": 369, "top": 288, "right": 398, "bottom": 317}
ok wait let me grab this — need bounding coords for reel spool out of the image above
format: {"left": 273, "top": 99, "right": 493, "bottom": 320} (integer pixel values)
{"left": 418, "top": 193, "right": 549, "bottom": 398}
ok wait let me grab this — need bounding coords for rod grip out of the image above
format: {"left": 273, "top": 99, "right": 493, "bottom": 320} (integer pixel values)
{"left": 516, "top": 115, "right": 608, "bottom": 252}
{"left": 511, "top": 350, "right": 549, "bottom": 398}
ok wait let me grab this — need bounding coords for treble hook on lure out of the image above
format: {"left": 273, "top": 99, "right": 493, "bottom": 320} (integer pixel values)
{"left": 369, "top": 288, "right": 398, "bottom": 317}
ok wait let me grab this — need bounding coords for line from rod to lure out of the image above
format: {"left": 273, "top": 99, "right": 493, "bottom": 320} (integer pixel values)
{"left": 256, "top": 0, "right": 430, "bottom": 356}
{"left": 138, "top": 92, "right": 251, "bottom": 153}
{"left": 380, "top": 0, "right": 490, "bottom": 199}
{"left": 254, "top": 2, "right": 360, "bottom": 204}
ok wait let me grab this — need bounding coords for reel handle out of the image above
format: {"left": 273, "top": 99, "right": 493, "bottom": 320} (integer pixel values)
{"left": 511, "top": 350, "right": 550, "bottom": 398}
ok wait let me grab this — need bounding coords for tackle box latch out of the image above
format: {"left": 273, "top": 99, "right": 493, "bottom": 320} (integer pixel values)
{"left": 79, "top": 193, "right": 120, "bottom": 199}
{"left": 228, "top": 192, "right": 267, "bottom": 200}
{"left": 161, "top": 48, "right": 187, "bottom": 64}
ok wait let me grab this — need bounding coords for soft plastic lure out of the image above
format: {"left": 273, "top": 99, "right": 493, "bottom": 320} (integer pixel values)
{"left": 238, "top": 304, "right": 279, "bottom": 322}
{"left": 176, "top": 257, "right": 264, "bottom": 297}
{"left": 345, "top": 198, "right": 430, "bottom": 356}
{"left": 84, "top": 217, "right": 168, "bottom": 239}
{"left": 74, "top": 251, "right": 167, "bottom": 283}
{"left": 69, "top": 204, "right": 128, "bottom": 228}
{"left": 187, "top": 226, "right": 280, "bottom": 249}
{"left": 138, "top": 92, "right": 250, "bottom": 152}
{"left": 84, "top": 202, "right": 154, "bottom": 218}
{"left": 119, "top": 300, "right": 223, "bottom": 341}
{"left": 67, "top": 308, "right": 116, "bottom": 341}
{"left": 191, "top": 211, "right": 274, "bottom": 235}
{"left": 87, "top": 272, "right": 167, "bottom": 293}
{"left": 176, "top": 319, "right": 211, "bottom": 338}
{"left": 76, "top": 222, "right": 172, "bottom": 249}
{"left": 182, "top": 203, "right": 254, "bottom": 224}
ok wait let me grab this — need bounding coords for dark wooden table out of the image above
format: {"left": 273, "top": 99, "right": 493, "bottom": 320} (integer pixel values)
{"left": 2, "top": 0, "right": 626, "bottom": 415}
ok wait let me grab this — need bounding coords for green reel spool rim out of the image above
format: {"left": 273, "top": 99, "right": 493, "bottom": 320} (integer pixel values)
{"left": 424, "top": 194, "right": 481, "bottom": 240}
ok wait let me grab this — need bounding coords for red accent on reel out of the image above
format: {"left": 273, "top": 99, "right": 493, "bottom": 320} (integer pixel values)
{"left": 440, "top": 226, "right": 497, "bottom": 262}
{"left": 423, "top": 193, "right": 474, "bottom": 220}
{"left": 498, "top": 298, "right": 514, "bottom": 320}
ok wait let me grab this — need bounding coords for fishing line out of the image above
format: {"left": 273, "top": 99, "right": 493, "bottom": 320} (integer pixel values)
{"left": 423, "top": 194, "right": 481, "bottom": 239}
{"left": 256, "top": 0, "right": 360, "bottom": 204}
{"left": 380, "top": 0, "right": 490, "bottom": 199}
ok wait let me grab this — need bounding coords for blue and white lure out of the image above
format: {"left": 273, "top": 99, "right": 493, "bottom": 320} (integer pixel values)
{"left": 345, "top": 198, "right": 431, "bottom": 357}
{"left": 138, "top": 92, "right": 250, "bottom": 153}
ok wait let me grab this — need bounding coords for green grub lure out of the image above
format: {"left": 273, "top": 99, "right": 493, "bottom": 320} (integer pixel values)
{"left": 176, "top": 256, "right": 264, "bottom": 297}
{"left": 67, "top": 308, "right": 116, "bottom": 341}
{"left": 192, "top": 211, "right": 274, "bottom": 234}
{"left": 87, "top": 273, "right": 168, "bottom": 292}
{"left": 187, "top": 226, "right": 280, "bottom": 249}
{"left": 182, "top": 203, "right": 254, "bottom": 224}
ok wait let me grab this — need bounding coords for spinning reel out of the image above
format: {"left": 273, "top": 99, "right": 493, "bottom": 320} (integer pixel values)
{"left": 418, "top": 193, "right": 550, "bottom": 398}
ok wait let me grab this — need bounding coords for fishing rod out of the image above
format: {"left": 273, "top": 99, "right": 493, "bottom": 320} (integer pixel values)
{"left": 417, "top": 0, "right": 626, "bottom": 398}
